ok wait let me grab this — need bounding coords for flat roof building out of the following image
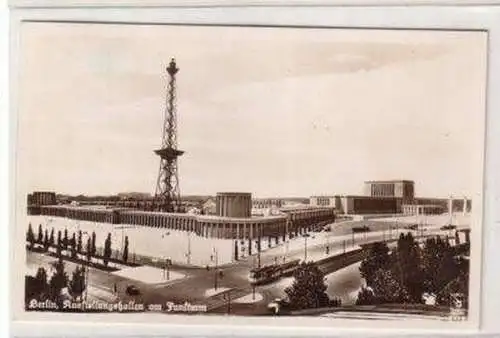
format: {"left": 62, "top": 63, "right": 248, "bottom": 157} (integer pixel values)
{"left": 364, "top": 180, "right": 415, "bottom": 202}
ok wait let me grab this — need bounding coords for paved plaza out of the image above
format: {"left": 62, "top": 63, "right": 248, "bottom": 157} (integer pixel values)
{"left": 112, "top": 266, "right": 186, "bottom": 285}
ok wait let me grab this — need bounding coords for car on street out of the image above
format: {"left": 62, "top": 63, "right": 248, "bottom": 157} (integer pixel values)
{"left": 126, "top": 285, "right": 141, "bottom": 296}
{"left": 441, "top": 224, "right": 457, "bottom": 230}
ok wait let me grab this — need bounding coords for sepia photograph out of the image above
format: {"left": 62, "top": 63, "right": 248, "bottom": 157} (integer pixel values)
{"left": 12, "top": 22, "right": 487, "bottom": 328}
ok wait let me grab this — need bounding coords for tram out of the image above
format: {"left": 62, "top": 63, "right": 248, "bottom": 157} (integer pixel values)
{"left": 248, "top": 259, "right": 301, "bottom": 285}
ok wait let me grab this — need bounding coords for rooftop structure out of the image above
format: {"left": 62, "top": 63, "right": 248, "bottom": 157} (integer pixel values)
{"left": 216, "top": 192, "right": 252, "bottom": 218}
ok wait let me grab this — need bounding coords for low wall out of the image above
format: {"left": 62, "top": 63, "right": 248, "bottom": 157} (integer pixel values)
{"left": 316, "top": 248, "right": 368, "bottom": 275}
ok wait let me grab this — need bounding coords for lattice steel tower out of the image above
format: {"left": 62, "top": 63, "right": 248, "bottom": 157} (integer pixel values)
{"left": 154, "top": 58, "right": 184, "bottom": 212}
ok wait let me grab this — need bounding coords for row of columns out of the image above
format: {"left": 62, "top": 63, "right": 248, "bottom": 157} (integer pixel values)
{"left": 403, "top": 205, "right": 443, "bottom": 216}
{"left": 39, "top": 206, "right": 113, "bottom": 223}
{"left": 37, "top": 206, "right": 336, "bottom": 241}
{"left": 119, "top": 212, "right": 197, "bottom": 231}
{"left": 198, "top": 220, "right": 287, "bottom": 240}
{"left": 253, "top": 199, "right": 284, "bottom": 209}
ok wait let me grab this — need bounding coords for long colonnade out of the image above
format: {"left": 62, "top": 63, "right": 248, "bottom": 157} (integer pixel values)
{"left": 30, "top": 205, "right": 335, "bottom": 242}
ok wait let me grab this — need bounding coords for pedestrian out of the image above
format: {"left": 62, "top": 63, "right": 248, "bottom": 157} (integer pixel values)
{"left": 206, "top": 265, "right": 210, "bottom": 271}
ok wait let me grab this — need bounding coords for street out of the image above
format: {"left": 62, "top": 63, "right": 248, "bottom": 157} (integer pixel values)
{"left": 25, "top": 215, "right": 469, "bottom": 316}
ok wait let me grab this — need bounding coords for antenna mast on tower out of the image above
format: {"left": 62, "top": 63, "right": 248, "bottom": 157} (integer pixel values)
{"left": 154, "top": 58, "right": 184, "bottom": 212}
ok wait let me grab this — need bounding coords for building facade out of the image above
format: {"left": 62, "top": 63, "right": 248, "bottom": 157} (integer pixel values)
{"left": 28, "top": 204, "right": 335, "bottom": 243}
{"left": 27, "top": 191, "right": 57, "bottom": 206}
{"left": 310, "top": 180, "right": 471, "bottom": 216}
{"left": 309, "top": 196, "right": 336, "bottom": 207}
{"left": 364, "top": 180, "right": 415, "bottom": 202}
{"left": 252, "top": 198, "right": 284, "bottom": 209}
{"left": 216, "top": 192, "right": 252, "bottom": 218}
{"left": 334, "top": 195, "right": 402, "bottom": 215}
{"left": 402, "top": 204, "right": 444, "bottom": 215}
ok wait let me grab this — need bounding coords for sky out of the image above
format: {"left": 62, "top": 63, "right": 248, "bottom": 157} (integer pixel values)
{"left": 16, "top": 23, "right": 487, "bottom": 199}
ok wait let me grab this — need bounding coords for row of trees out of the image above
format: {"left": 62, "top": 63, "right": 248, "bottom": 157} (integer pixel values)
{"left": 26, "top": 259, "right": 87, "bottom": 307}
{"left": 26, "top": 223, "right": 130, "bottom": 266}
{"left": 356, "top": 233, "right": 469, "bottom": 307}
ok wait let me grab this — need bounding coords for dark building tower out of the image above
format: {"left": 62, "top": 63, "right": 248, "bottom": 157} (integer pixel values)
{"left": 154, "top": 58, "right": 184, "bottom": 212}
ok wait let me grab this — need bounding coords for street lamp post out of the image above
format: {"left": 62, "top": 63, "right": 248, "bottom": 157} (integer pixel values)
{"left": 159, "top": 231, "right": 172, "bottom": 280}
{"left": 160, "top": 256, "right": 171, "bottom": 281}
{"left": 85, "top": 265, "right": 90, "bottom": 301}
{"left": 223, "top": 290, "right": 232, "bottom": 314}
{"left": 121, "top": 226, "right": 124, "bottom": 256}
{"left": 82, "top": 231, "right": 90, "bottom": 301}
{"left": 257, "top": 225, "right": 262, "bottom": 269}
{"left": 162, "top": 258, "right": 165, "bottom": 279}
{"left": 303, "top": 233, "right": 310, "bottom": 262}
{"left": 186, "top": 231, "right": 192, "bottom": 265}
{"left": 212, "top": 247, "right": 219, "bottom": 291}
{"left": 166, "top": 257, "right": 171, "bottom": 280}
{"left": 252, "top": 257, "right": 257, "bottom": 300}
{"left": 285, "top": 241, "right": 289, "bottom": 262}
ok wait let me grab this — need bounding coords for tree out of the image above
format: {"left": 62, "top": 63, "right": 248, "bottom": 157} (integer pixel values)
{"left": 436, "top": 257, "right": 469, "bottom": 307}
{"left": 70, "top": 233, "right": 77, "bottom": 259}
{"left": 123, "top": 236, "right": 129, "bottom": 263}
{"left": 69, "top": 266, "right": 86, "bottom": 301}
{"left": 103, "top": 233, "right": 112, "bottom": 267}
{"left": 91, "top": 232, "right": 97, "bottom": 257}
{"left": 43, "top": 229, "right": 49, "bottom": 251}
{"left": 63, "top": 229, "right": 69, "bottom": 252}
{"left": 86, "top": 238, "right": 92, "bottom": 263}
{"left": 35, "top": 267, "right": 48, "bottom": 295}
{"left": 284, "top": 262, "right": 331, "bottom": 310}
{"left": 49, "top": 228, "right": 55, "bottom": 247}
{"left": 56, "top": 230, "right": 62, "bottom": 257}
{"left": 37, "top": 224, "right": 43, "bottom": 244}
{"left": 77, "top": 230, "right": 82, "bottom": 254}
{"left": 359, "top": 242, "right": 390, "bottom": 286}
{"left": 70, "top": 233, "right": 76, "bottom": 249}
{"left": 26, "top": 223, "right": 35, "bottom": 249}
{"left": 48, "top": 259, "right": 69, "bottom": 305}
{"left": 356, "top": 287, "right": 378, "bottom": 305}
{"left": 392, "top": 232, "right": 423, "bottom": 303}
{"left": 31, "top": 267, "right": 49, "bottom": 300}
{"left": 370, "top": 268, "right": 411, "bottom": 304}
{"left": 25, "top": 267, "right": 49, "bottom": 304}
{"left": 421, "top": 236, "right": 459, "bottom": 295}
{"left": 329, "top": 297, "right": 342, "bottom": 307}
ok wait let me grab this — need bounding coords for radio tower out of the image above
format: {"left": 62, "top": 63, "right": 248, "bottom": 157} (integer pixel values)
{"left": 154, "top": 58, "right": 184, "bottom": 212}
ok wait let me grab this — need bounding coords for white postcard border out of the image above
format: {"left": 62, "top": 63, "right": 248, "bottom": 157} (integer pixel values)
{"left": 8, "top": 4, "right": 500, "bottom": 336}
